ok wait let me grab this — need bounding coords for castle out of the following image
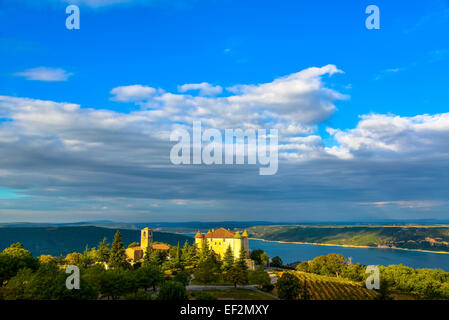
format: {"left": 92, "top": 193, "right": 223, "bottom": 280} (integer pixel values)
{"left": 194, "top": 228, "right": 250, "bottom": 260}
{"left": 125, "top": 227, "right": 170, "bottom": 262}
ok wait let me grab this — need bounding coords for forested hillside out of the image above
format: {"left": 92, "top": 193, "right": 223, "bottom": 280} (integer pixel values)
{"left": 0, "top": 226, "right": 192, "bottom": 256}
{"left": 246, "top": 225, "right": 449, "bottom": 252}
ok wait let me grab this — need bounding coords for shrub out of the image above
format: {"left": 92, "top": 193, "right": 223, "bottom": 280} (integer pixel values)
{"left": 157, "top": 281, "right": 188, "bottom": 300}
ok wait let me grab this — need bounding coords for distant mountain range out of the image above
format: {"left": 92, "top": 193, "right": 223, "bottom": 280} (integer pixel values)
{"left": 3, "top": 219, "right": 449, "bottom": 231}
{"left": 0, "top": 226, "right": 193, "bottom": 257}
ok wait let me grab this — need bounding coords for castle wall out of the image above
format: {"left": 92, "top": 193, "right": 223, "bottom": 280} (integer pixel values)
{"left": 196, "top": 237, "right": 246, "bottom": 260}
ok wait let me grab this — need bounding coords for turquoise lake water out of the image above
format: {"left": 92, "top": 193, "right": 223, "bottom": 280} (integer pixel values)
{"left": 184, "top": 234, "right": 449, "bottom": 271}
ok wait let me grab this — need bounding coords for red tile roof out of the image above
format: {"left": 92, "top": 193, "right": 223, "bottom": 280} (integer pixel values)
{"left": 204, "top": 228, "right": 236, "bottom": 239}
{"left": 152, "top": 243, "right": 170, "bottom": 251}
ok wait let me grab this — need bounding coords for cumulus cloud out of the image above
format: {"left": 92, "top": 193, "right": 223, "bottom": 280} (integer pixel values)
{"left": 13, "top": 67, "right": 72, "bottom": 81}
{"left": 112, "top": 65, "right": 346, "bottom": 137}
{"left": 110, "top": 85, "right": 157, "bottom": 102}
{"left": 327, "top": 113, "right": 449, "bottom": 159}
{"left": 178, "top": 82, "right": 223, "bottom": 96}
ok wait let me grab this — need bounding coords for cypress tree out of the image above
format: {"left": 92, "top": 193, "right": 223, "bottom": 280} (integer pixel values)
{"left": 143, "top": 245, "right": 152, "bottom": 266}
{"left": 200, "top": 239, "right": 211, "bottom": 262}
{"left": 223, "top": 246, "right": 234, "bottom": 271}
{"left": 108, "top": 231, "right": 128, "bottom": 269}
{"left": 97, "top": 237, "right": 110, "bottom": 263}
{"left": 175, "top": 242, "right": 181, "bottom": 264}
{"left": 236, "top": 246, "right": 248, "bottom": 271}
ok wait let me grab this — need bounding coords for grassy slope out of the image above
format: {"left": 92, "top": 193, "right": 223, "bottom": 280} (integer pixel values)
{"left": 246, "top": 225, "right": 449, "bottom": 252}
{"left": 0, "top": 226, "right": 193, "bottom": 257}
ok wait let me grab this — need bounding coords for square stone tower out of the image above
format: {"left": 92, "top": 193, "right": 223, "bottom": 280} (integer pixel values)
{"left": 141, "top": 227, "right": 153, "bottom": 251}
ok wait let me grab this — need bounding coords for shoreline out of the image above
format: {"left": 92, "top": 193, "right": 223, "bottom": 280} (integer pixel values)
{"left": 249, "top": 237, "right": 449, "bottom": 255}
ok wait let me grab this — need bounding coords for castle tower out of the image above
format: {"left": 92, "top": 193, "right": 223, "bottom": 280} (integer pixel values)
{"left": 194, "top": 230, "right": 203, "bottom": 249}
{"left": 241, "top": 230, "right": 249, "bottom": 258}
{"left": 233, "top": 231, "right": 242, "bottom": 258}
{"left": 141, "top": 227, "right": 153, "bottom": 251}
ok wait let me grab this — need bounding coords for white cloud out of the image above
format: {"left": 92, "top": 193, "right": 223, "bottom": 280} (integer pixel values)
{"left": 13, "top": 67, "right": 72, "bottom": 82}
{"left": 107, "top": 65, "right": 348, "bottom": 162}
{"left": 110, "top": 84, "right": 157, "bottom": 102}
{"left": 327, "top": 113, "right": 449, "bottom": 159}
{"left": 374, "top": 67, "right": 401, "bottom": 81}
{"left": 112, "top": 65, "right": 346, "bottom": 136}
{"left": 171, "top": 199, "right": 188, "bottom": 205}
{"left": 178, "top": 82, "right": 222, "bottom": 96}
{"left": 359, "top": 201, "right": 444, "bottom": 209}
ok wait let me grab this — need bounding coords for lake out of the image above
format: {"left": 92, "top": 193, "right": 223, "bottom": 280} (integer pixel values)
{"left": 183, "top": 234, "right": 449, "bottom": 271}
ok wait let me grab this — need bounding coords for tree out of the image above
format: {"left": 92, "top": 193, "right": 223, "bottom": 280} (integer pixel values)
{"left": 82, "top": 245, "right": 97, "bottom": 267}
{"left": 143, "top": 245, "right": 153, "bottom": 267}
{"left": 157, "top": 281, "right": 188, "bottom": 300}
{"left": 38, "top": 255, "right": 58, "bottom": 265}
{"left": 296, "top": 261, "right": 310, "bottom": 273}
{"left": 135, "top": 265, "right": 164, "bottom": 291}
{"left": 224, "top": 266, "right": 248, "bottom": 287}
{"left": 128, "top": 242, "right": 140, "bottom": 248}
{"left": 0, "top": 243, "right": 38, "bottom": 285}
{"left": 181, "top": 242, "right": 198, "bottom": 267}
{"left": 173, "top": 242, "right": 182, "bottom": 270}
{"left": 108, "top": 231, "right": 128, "bottom": 269}
{"left": 250, "top": 249, "right": 269, "bottom": 265}
{"left": 5, "top": 264, "right": 97, "bottom": 300}
{"left": 223, "top": 246, "right": 234, "bottom": 271}
{"left": 1, "top": 268, "right": 34, "bottom": 299}
{"left": 324, "top": 253, "right": 347, "bottom": 277}
{"left": 193, "top": 257, "right": 221, "bottom": 284}
{"left": 97, "top": 237, "right": 110, "bottom": 263}
{"left": 375, "top": 276, "right": 393, "bottom": 300}
{"left": 200, "top": 239, "right": 212, "bottom": 262}
{"left": 341, "top": 263, "right": 364, "bottom": 281}
{"left": 248, "top": 266, "right": 271, "bottom": 288}
{"left": 100, "top": 268, "right": 135, "bottom": 300}
{"left": 271, "top": 256, "right": 283, "bottom": 268}
{"left": 222, "top": 246, "right": 249, "bottom": 287}
{"left": 309, "top": 254, "right": 347, "bottom": 277}
{"left": 276, "top": 272, "right": 302, "bottom": 300}
{"left": 236, "top": 246, "right": 248, "bottom": 271}
{"left": 260, "top": 252, "right": 269, "bottom": 266}
{"left": 174, "top": 271, "right": 191, "bottom": 286}
{"left": 65, "top": 252, "right": 83, "bottom": 266}
{"left": 149, "top": 249, "right": 167, "bottom": 267}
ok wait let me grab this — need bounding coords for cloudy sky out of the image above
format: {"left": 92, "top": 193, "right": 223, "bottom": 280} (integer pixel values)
{"left": 0, "top": 0, "right": 449, "bottom": 222}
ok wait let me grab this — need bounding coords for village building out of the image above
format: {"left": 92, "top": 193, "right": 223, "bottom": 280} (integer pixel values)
{"left": 125, "top": 227, "right": 170, "bottom": 262}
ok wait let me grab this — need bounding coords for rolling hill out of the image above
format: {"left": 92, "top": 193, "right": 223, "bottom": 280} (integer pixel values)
{"left": 0, "top": 226, "right": 193, "bottom": 257}
{"left": 246, "top": 225, "right": 449, "bottom": 252}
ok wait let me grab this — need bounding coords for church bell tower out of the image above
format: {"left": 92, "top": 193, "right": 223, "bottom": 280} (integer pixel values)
{"left": 141, "top": 227, "right": 153, "bottom": 251}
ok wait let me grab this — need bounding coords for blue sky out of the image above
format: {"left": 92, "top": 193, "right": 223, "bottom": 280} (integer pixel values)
{"left": 0, "top": 0, "right": 449, "bottom": 222}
